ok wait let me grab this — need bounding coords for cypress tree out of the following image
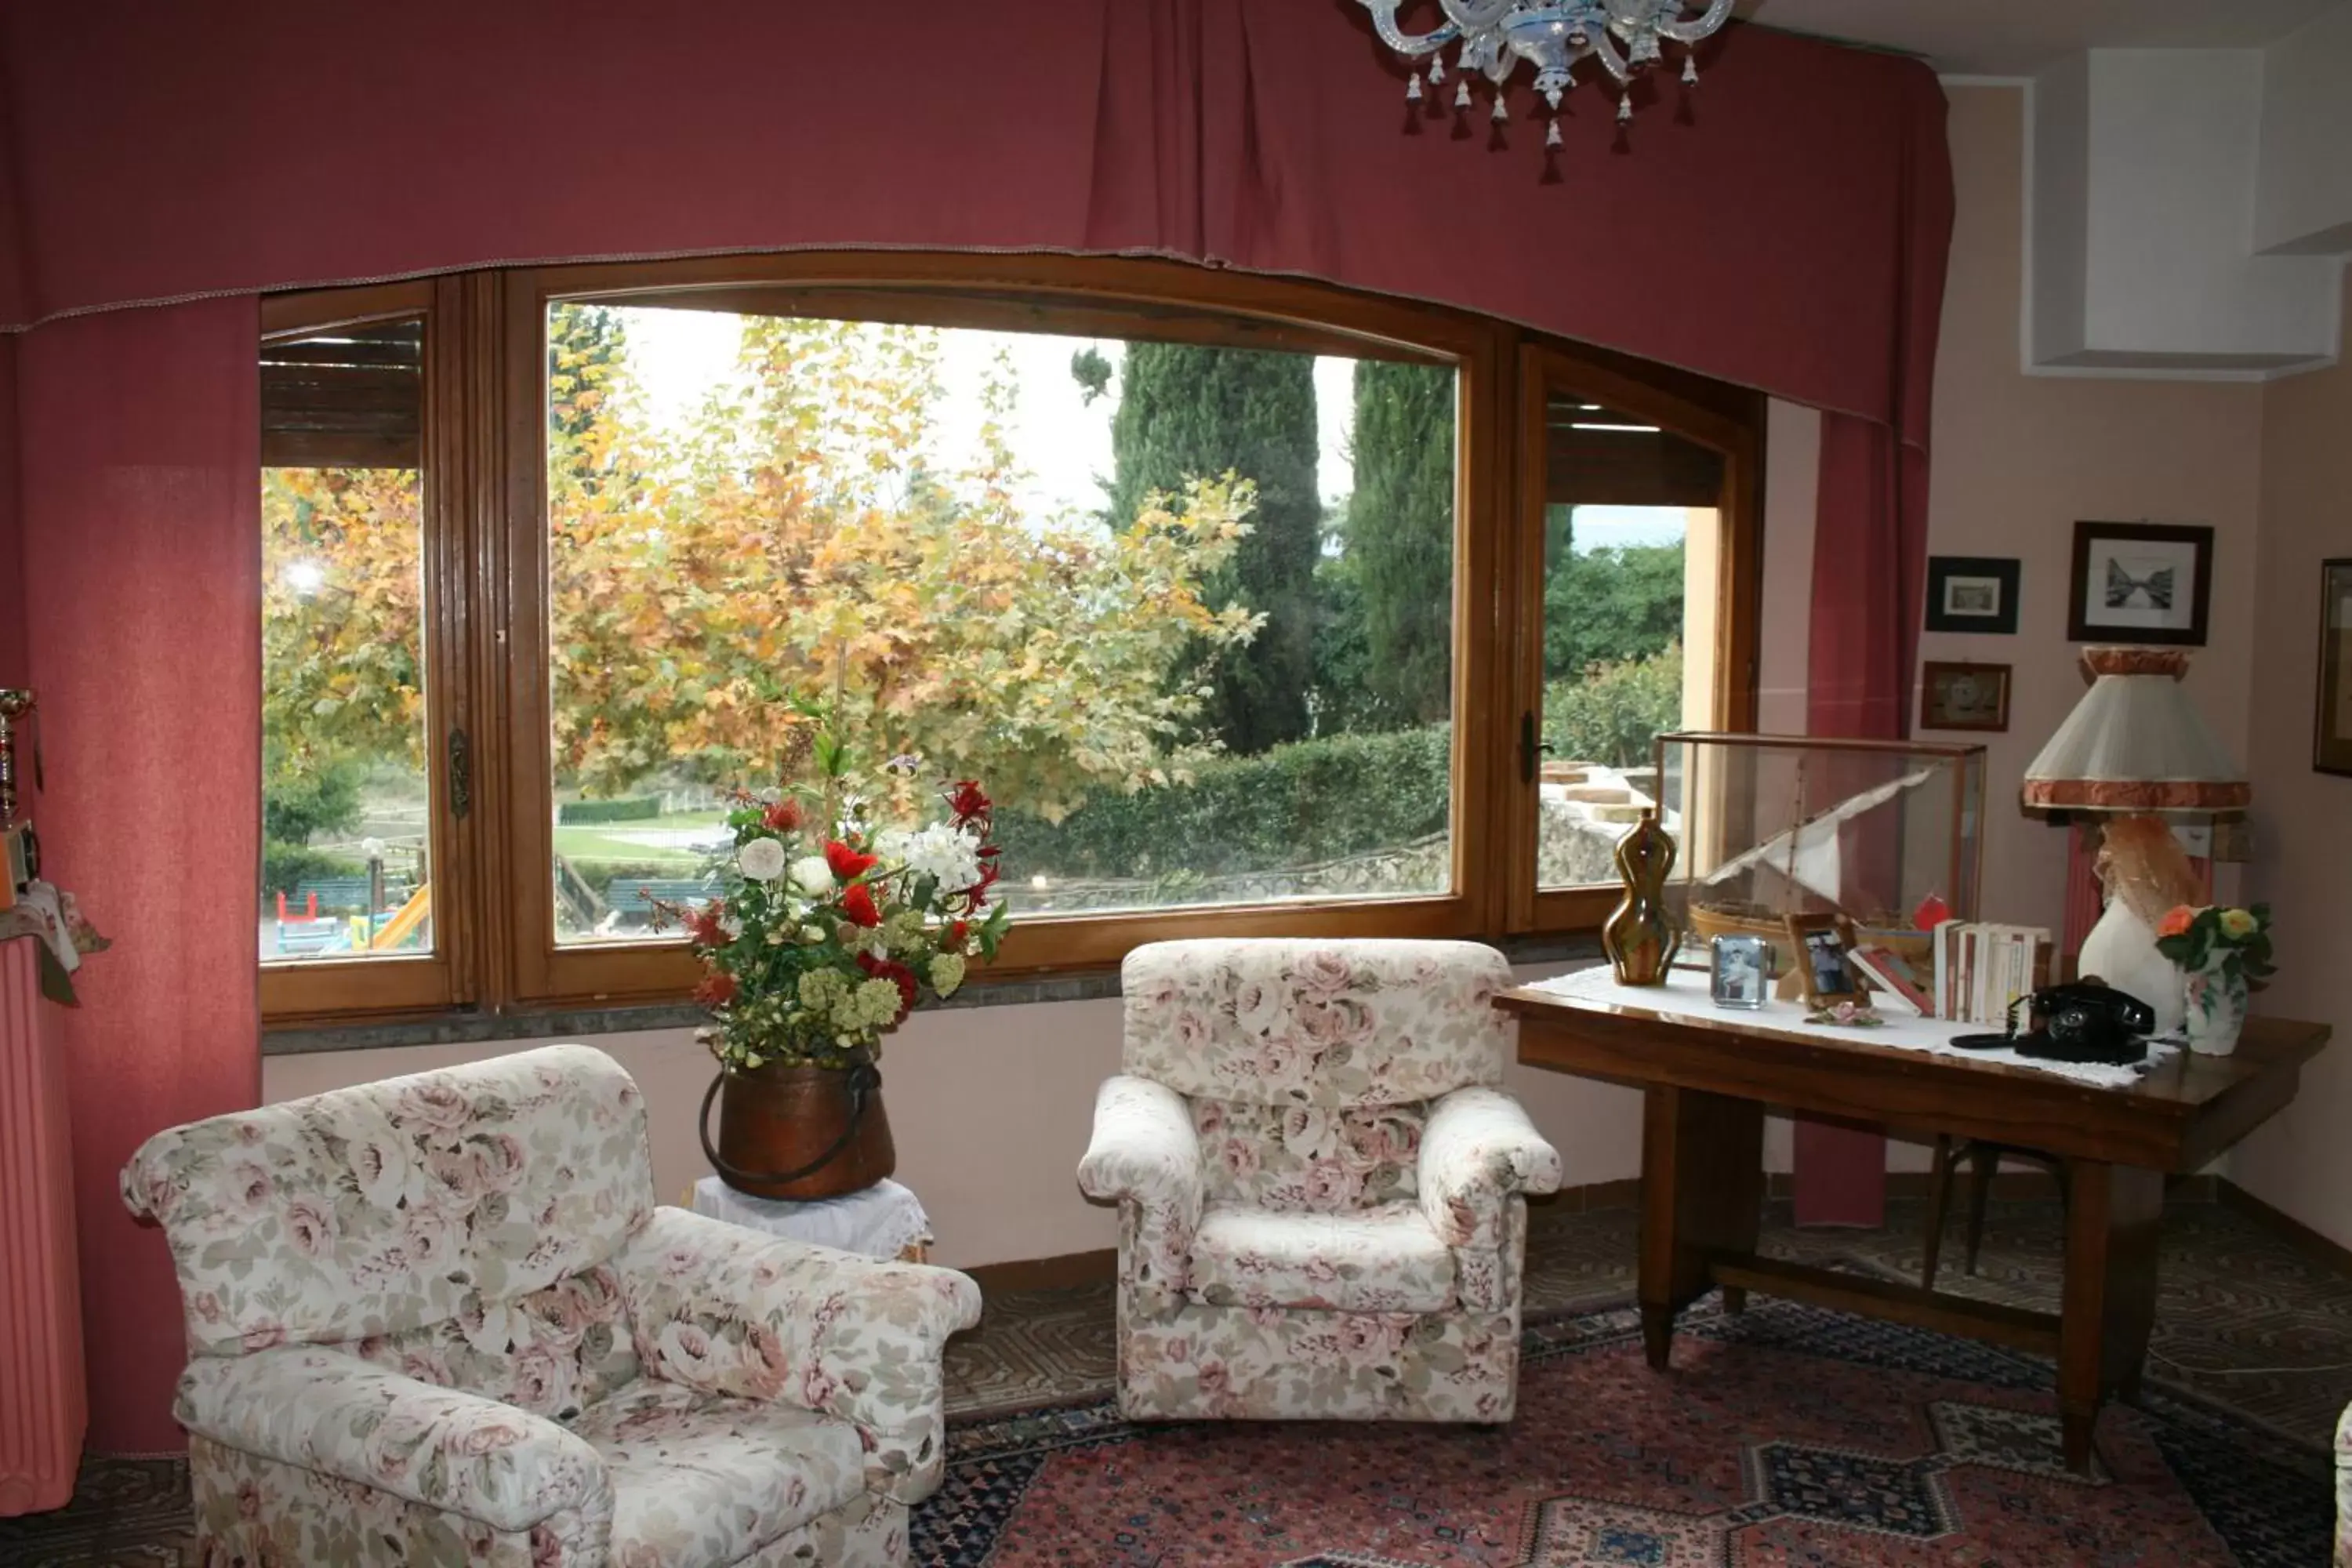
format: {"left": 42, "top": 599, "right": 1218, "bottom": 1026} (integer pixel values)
{"left": 1106, "top": 343, "right": 1319, "bottom": 753}
{"left": 1345, "top": 360, "right": 1456, "bottom": 727}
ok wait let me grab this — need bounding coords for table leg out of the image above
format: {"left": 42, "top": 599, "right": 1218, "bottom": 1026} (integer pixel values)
{"left": 1639, "top": 1085, "right": 1765, "bottom": 1370}
{"left": 2056, "top": 1159, "right": 2164, "bottom": 1474}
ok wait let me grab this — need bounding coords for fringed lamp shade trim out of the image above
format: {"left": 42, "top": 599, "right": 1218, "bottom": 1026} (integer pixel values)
{"left": 2020, "top": 777, "right": 2251, "bottom": 811}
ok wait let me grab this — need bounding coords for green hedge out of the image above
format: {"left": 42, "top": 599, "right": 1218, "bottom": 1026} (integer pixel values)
{"left": 557, "top": 796, "right": 663, "bottom": 826}
{"left": 992, "top": 725, "right": 1450, "bottom": 880}
{"left": 1542, "top": 643, "right": 1683, "bottom": 771}
{"left": 261, "top": 843, "right": 367, "bottom": 899}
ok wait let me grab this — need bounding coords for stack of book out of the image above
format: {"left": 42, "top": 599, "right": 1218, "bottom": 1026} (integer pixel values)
{"left": 1933, "top": 921, "right": 2052, "bottom": 1025}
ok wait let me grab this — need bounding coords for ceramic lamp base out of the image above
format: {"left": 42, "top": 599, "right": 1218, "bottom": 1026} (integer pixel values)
{"left": 2076, "top": 896, "right": 2183, "bottom": 1036}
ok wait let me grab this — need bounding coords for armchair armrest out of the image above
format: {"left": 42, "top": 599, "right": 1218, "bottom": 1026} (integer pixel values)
{"left": 176, "top": 1348, "right": 611, "bottom": 1537}
{"left": 1417, "top": 1086, "right": 1563, "bottom": 1250}
{"left": 616, "top": 1206, "right": 981, "bottom": 1503}
{"left": 1077, "top": 1076, "right": 1206, "bottom": 1295}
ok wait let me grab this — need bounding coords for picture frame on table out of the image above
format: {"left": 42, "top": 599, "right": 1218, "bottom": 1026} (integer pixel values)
{"left": 1919, "top": 661, "right": 2011, "bottom": 732}
{"left": 1708, "top": 935, "right": 1772, "bottom": 1011}
{"left": 2318, "top": 557, "right": 2352, "bottom": 777}
{"left": 1925, "top": 556, "right": 2020, "bottom": 635}
{"left": 1784, "top": 913, "right": 1861, "bottom": 1008}
{"left": 2067, "top": 521, "right": 2212, "bottom": 646}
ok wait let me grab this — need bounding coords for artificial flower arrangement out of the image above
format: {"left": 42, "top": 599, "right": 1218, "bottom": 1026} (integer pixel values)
{"left": 2154, "top": 903, "right": 2276, "bottom": 989}
{"left": 652, "top": 739, "right": 1011, "bottom": 1073}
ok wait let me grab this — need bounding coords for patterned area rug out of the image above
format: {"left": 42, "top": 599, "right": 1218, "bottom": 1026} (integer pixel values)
{"left": 912, "top": 1298, "right": 2332, "bottom": 1566}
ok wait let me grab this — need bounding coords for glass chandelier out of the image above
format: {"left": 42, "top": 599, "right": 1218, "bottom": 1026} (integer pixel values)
{"left": 1357, "top": 1, "right": 1734, "bottom": 147}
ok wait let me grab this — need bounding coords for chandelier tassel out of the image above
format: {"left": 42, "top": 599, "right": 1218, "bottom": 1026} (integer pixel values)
{"left": 1406, "top": 71, "right": 1424, "bottom": 103}
{"left": 1428, "top": 54, "right": 1446, "bottom": 85}
{"left": 1490, "top": 93, "right": 1510, "bottom": 125}
{"left": 1544, "top": 116, "right": 1563, "bottom": 149}
{"left": 1682, "top": 53, "right": 1700, "bottom": 86}
{"left": 1617, "top": 91, "right": 1633, "bottom": 124}
{"left": 1454, "top": 78, "right": 1472, "bottom": 111}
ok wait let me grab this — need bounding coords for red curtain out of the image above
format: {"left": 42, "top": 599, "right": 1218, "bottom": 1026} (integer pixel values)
{"left": 18, "top": 298, "right": 262, "bottom": 1454}
{"left": 0, "top": 337, "right": 21, "bottom": 689}
{"left": 1793, "top": 74, "right": 1951, "bottom": 1225}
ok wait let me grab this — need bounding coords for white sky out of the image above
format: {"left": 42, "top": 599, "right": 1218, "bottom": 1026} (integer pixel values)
{"left": 612, "top": 303, "right": 1685, "bottom": 550}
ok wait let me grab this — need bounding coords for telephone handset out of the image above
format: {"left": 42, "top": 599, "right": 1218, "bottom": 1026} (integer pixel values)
{"left": 1950, "top": 982, "right": 2157, "bottom": 1066}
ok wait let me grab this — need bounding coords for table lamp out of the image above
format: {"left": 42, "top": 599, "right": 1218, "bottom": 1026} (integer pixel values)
{"left": 2020, "top": 647, "right": 2248, "bottom": 1033}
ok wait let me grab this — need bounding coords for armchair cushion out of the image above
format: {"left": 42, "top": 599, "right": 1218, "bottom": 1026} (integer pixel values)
{"left": 1079, "top": 1076, "right": 1206, "bottom": 1293}
{"left": 1185, "top": 1201, "right": 1456, "bottom": 1312}
{"left": 1120, "top": 938, "right": 1511, "bottom": 1108}
{"left": 615, "top": 1206, "right": 981, "bottom": 1502}
{"left": 1192, "top": 1098, "right": 1422, "bottom": 1211}
{"left": 1418, "top": 1087, "right": 1563, "bottom": 1250}
{"left": 175, "top": 1346, "right": 611, "bottom": 1535}
{"left": 568, "top": 1378, "right": 867, "bottom": 1564}
{"left": 122, "top": 1044, "right": 653, "bottom": 1355}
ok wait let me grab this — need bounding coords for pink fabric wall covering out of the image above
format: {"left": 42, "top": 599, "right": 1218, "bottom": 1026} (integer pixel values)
{"left": 18, "top": 298, "right": 262, "bottom": 1454}
{"left": 0, "top": 937, "right": 84, "bottom": 1514}
{"left": 0, "top": 336, "right": 21, "bottom": 689}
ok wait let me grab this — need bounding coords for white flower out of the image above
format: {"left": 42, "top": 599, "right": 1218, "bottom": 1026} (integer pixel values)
{"left": 789, "top": 855, "right": 836, "bottom": 895}
{"left": 877, "top": 823, "right": 984, "bottom": 893}
{"left": 737, "top": 838, "right": 788, "bottom": 881}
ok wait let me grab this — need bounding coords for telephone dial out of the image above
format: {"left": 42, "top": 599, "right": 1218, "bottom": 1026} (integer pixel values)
{"left": 1950, "top": 982, "right": 2158, "bottom": 1066}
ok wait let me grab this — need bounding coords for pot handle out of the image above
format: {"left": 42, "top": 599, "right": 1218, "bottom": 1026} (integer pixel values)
{"left": 698, "top": 1060, "right": 881, "bottom": 1192}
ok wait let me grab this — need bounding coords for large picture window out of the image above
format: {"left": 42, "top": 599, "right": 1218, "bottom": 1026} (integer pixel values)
{"left": 258, "top": 256, "right": 1759, "bottom": 1023}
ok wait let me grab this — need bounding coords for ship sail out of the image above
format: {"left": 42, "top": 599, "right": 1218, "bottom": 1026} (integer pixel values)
{"left": 1695, "top": 767, "right": 1937, "bottom": 904}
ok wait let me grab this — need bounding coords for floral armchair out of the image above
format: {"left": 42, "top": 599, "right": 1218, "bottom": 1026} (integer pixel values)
{"left": 1079, "top": 938, "right": 1561, "bottom": 1423}
{"left": 121, "top": 1044, "right": 981, "bottom": 1567}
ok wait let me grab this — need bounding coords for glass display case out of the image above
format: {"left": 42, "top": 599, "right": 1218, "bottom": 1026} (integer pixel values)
{"left": 1654, "top": 734, "right": 1987, "bottom": 971}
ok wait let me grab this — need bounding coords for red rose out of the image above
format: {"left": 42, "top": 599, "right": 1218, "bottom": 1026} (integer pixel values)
{"left": 839, "top": 883, "right": 882, "bottom": 927}
{"left": 762, "top": 798, "right": 804, "bottom": 833}
{"left": 946, "top": 920, "right": 969, "bottom": 951}
{"left": 825, "top": 840, "right": 879, "bottom": 881}
{"left": 693, "top": 968, "right": 738, "bottom": 1008}
{"left": 685, "top": 901, "right": 728, "bottom": 948}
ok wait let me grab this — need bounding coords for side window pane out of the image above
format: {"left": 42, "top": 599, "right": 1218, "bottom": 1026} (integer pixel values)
{"left": 543, "top": 304, "right": 1458, "bottom": 943}
{"left": 1537, "top": 393, "right": 1722, "bottom": 888}
{"left": 260, "top": 319, "right": 434, "bottom": 963}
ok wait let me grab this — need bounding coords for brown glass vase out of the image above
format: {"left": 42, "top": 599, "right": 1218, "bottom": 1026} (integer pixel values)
{"left": 1602, "top": 808, "right": 1680, "bottom": 986}
{"left": 700, "top": 1054, "right": 897, "bottom": 1200}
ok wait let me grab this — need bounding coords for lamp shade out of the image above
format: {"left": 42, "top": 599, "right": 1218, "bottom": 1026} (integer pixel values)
{"left": 2020, "top": 647, "right": 2249, "bottom": 812}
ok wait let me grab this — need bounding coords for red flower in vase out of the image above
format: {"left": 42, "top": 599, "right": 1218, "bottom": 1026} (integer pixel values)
{"left": 857, "top": 952, "right": 918, "bottom": 1021}
{"left": 685, "top": 901, "right": 728, "bottom": 948}
{"left": 693, "top": 968, "right": 739, "bottom": 1007}
{"left": 946, "top": 780, "right": 991, "bottom": 824}
{"left": 839, "top": 882, "right": 882, "bottom": 927}
{"left": 762, "top": 798, "right": 804, "bottom": 833}
{"left": 826, "top": 840, "right": 879, "bottom": 881}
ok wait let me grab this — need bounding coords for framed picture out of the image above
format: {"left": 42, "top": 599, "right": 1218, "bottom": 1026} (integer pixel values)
{"left": 2318, "top": 558, "right": 2352, "bottom": 777}
{"left": 1925, "top": 556, "right": 2020, "bottom": 635}
{"left": 1784, "top": 913, "right": 1860, "bottom": 1008}
{"left": 2067, "top": 521, "right": 2212, "bottom": 646}
{"left": 1708, "top": 935, "right": 1771, "bottom": 1010}
{"left": 1919, "top": 661, "right": 2011, "bottom": 732}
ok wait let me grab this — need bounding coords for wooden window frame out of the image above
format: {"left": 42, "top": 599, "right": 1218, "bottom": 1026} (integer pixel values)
{"left": 1501, "top": 339, "right": 1765, "bottom": 935}
{"left": 258, "top": 279, "right": 481, "bottom": 1022}
{"left": 257, "top": 252, "right": 1762, "bottom": 1025}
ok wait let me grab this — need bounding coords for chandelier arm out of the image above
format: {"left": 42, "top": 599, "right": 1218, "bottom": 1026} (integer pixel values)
{"left": 1434, "top": 0, "right": 1522, "bottom": 34}
{"left": 1587, "top": 30, "right": 1633, "bottom": 83}
{"left": 1356, "top": 0, "right": 1462, "bottom": 58}
{"left": 1657, "top": 0, "right": 1734, "bottom": 44}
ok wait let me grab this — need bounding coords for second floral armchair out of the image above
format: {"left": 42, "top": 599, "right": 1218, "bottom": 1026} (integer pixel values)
{"left": 1080, "top": 938, "right": 1562, "bottom": 1423}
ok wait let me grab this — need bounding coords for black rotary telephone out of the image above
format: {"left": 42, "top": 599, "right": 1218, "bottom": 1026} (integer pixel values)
{"left": 1951, "top": 982, "right": 2158, "bottom": 1066}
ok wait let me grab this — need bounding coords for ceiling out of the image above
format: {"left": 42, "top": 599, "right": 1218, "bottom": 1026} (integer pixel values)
{"left": 1735, "top": 0, "right": 2345, "bottom": 75}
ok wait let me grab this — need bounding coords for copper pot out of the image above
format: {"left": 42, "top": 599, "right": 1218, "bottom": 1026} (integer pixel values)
{"left": 701, "top": 1055, "right": 896, "bottom": 1200}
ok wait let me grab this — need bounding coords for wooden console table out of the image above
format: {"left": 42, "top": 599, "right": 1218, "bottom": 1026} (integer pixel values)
{"left": 1499, "top": 975, "right": 2330, "bottom": 1474}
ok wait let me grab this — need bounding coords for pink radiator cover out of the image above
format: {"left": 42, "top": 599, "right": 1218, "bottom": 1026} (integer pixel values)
{"left": 0, "top": 937, "right": 86, "bottom": 1515}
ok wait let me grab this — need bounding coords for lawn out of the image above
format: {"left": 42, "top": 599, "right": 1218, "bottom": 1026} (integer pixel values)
{"left": 552, "top": 808, "right": 731, "bottom": 870}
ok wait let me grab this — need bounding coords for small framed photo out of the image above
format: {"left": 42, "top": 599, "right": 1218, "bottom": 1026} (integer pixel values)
{"left": 1920, "top": 661, "right": 2011, "bottom": 732}
{"left": 1784, "top": 913, "right": 1860, "bottom": 1008}
{"left": 2318, "top": 558, "right": 2352, "bottom": 777}
{"left": 1709, "top": 935, "right": 1772, "bottom": 1010}
{"left": 1925, "top": 556, "right": 2020, "bottom": 635}
{"left": 2067, "top": 521, "right": 2212, "bottom": 646}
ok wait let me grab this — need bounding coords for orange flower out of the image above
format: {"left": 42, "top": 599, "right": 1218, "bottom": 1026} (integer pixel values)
{"left": 2157, "top": 906, "right": 2198, "bottom": 940}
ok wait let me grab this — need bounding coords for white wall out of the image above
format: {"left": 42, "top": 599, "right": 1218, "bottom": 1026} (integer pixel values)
{"left": 2257, "top": 1, "right": 2352, "bottom": 255}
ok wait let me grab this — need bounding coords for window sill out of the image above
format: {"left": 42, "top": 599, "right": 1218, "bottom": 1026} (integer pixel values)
{"left": 260, "top": 932, "right": 1603, "bottom": 1056}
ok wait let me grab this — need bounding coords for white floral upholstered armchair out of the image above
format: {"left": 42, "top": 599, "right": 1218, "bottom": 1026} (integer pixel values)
{"left": 121, "top": 1044, "right": 980, "bottom": 1567}
{"left": 1079, "top": 938, "right": 1561, "bottom": 1422}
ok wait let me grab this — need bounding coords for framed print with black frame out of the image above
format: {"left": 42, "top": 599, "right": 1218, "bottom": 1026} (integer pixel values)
{"left": 1925, "top": 556, "right": 2020, "bottom": 634}
{"left": 2318, "top": 557, "right": 2352, "bottom": 777}
{"left": 1920, "top": 661, "right": 2011, "bottom": 732}
{"left": 2067, "top": 521, "right": 2212, "bottom": 646}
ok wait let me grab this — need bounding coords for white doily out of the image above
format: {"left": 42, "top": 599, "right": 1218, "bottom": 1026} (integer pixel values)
{"left": 690, "top": 1175, "right": 934, "bottom": 1260}
{"left": 1525, "top": 965, "right": 2180, "bottom": 1091}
